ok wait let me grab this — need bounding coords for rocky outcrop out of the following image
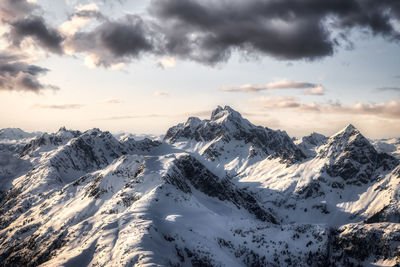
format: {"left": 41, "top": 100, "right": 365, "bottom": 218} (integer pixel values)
{"left": 165, "top": 106, "right": 305, "bottom": 164}
{"left": 19, "top": 127, "right": 81, "bottom": 157}
{"left": 164, "top": 154, "right": 277, "bottom": 223}
{"left": 329, "top": 223, "right": 400, "bottom": 266}
{"left": 319, "top": 124, "right": 399, "bottom": 185}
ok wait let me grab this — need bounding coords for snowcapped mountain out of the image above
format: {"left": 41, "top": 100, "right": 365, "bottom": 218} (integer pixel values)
{"left": 0, "top": 106, "right": 399, "bottom": 266}
{"left": 114, "top": 132, "right": 163, "bottom": 142}
{"left": 371, "top": 137, "right": 400, "bottom": 159}
{"left": 295, "top": 132, "right": 328, "bottom": 157}
{"left": 0, "top": 128, "right": 41, "bottom": 141}
{"left": 318, "top": 124, "right": 398, "bottom": 185}
{"left": 164, "top": 106, "right": 305, "bottom": 176}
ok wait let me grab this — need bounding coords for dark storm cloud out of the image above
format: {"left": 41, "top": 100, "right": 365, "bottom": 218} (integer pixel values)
{"left": 334, "top": 0, "right": 400, "bottom": 37}
{"left": 99, "top": 21, "right": 153, "bottom": 57}
{"left": 145, "top": 0, "right": 400, "bottom": 64}
{"left": 67, "top": 15, "right": 155, "bottom": 66}
{"left": 69, "top": 8, "right": 106, "bottom": 21}
{"left": 3, "top": 0, "right": 400, "bottom": 69}
{"left": 1, "top": 0, "right": 64, "bottom": 54}
{"left": 0, "top": 1, "right": 61, "bottom": 92}
{"left": 10, "top": 16, "right": 64, "bottom": 54}
{"left": 0, "top": 0, "right": 37, "bottom": 21}
{"left": 149, "top": 0, "right": 333, "bottom": 63}
{"left": 0, "top": 53, "right": 57, "bottom": 92}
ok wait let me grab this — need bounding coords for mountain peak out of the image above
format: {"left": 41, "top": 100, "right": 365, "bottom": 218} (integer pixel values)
{"left": 339, "top": 123, "right": 358, "bottom": 135}
{"left": 300, "top": 132, "right": 327, "bottom": 146}
{"left": 210, "top": 105, "right": 242, "bottom": 121}
{"left": 328, "top": 124, "right": 360, "bottom": 141}
{"left": 0, "top": 128, "right": 39, "bottom": 140}
{"left": 164, "top": 105, "right": 305, "bottom": 163}
{"left": 184, "top": 116, "right": 202, "bottom": 128}
{"left": 327, "top": 124, "right": 368, "bottom": 151}
{"left": 58, "top": 126, "right": 67, "bottom": 132}
{"left": 319, "top": 123, "right": 399, "bottom": 185}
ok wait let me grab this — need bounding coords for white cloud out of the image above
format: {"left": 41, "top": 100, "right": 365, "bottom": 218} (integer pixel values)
{"left": 303, "top": 85, "right": 325, "bottom": 95}
{"left": 32, "top": 104, "right": 84, "bottom": 109}
{"left": 154, "top": 91, "right": 170, "bottom": 97}
{"left": 59, "top": 16, "right": 91, "bottom": 36}
{"left": 221, "top": 80, "right": 325, "bottom": 95}
{"left": 59, "top": 3, "right": 100, "bottom": 36}
{"left": 76, "top": 3, "right": 99, "bottom": 12}
{"left": 158, "top": 57, "right": 177, "bottom": 68}
{"left": 84, "top": 54, "right": 98, "bottom": 68}
{"left": 251, "top": 96, "right": 400, "bottom": 119}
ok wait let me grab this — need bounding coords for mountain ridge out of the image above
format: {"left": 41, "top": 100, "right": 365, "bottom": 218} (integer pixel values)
{"left": 0, "top": 106, "right": 399, "bottom": 266}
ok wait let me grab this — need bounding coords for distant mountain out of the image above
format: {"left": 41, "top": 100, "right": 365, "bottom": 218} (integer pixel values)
{"left": 0, "top": 107, "right": 399, "bottom": 266}
{"left": 19, "top": 127, "right": 81, "bottom": 157}
{"left": 113, "top": 132, "right": 163, "bottom": 142}
{"left": 370, "top": 137, "right": 400, "bottom": 159}
{"left": 0, "top": 128, "right": 41, "bottom": 140}
{"left": 165, "top": 106, "right": 305, "bottom": 168}
{"left": 318, "top": 124, "right": 398, "bottom": 185}
{"left": 295, "top": 132, "right": 328, "bottom": 157}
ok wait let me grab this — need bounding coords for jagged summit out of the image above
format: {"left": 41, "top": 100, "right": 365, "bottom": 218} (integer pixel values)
{"left": 344, "top": 123, "right": 356, "bottom": 131}
{"left": 165, "top": 105, "right": 305, "bottom": 164}
{"left": 183, "top": 116, "right": 202, "bottom": 129}
{"left": 296, "top": 132, "right": 328, "bottom": 157}
{"left": 0, "top": 128, "right": 39, "bottom": 140}
{"left": 319, "top": 123, "right": 398, "bottom": 184}
{"left": 210, "top": 105, "right": 243, "bottom": 121}
{"left": 302, "top": 132, "right": 327, "bottom": 146}
{"left": 180, "top": 105, "right": 253, "bottom": 132}
{"left": 325, "top": 124, "right": 368, "bottom": 154}
{"left": 164, "top": 105, "right": 251, "bottom": 143}
{"left": 333, "top": 123, "right": 358, "bottom": 137}
{"left": 55, "top": 126, "right": 81, "bottom": 138}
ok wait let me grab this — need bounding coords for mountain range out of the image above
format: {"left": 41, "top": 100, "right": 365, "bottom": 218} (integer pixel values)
{"left": 0, "top": 106, "right": 399, "bottom": 266}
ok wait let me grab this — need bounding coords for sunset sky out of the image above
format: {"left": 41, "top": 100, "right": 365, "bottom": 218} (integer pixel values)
{"left": 0, "top": 0, "right": 400, "bottom": 138}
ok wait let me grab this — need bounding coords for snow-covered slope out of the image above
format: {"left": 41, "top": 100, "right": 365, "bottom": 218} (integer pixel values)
{"left": 295, "top": 132, "right": 327, "bottom": 157}
{"left": 0, "top": 106, "right": 399, "bottom": 266}
{"left": 0, "top": 128, "right": 41, "bottom": 140}
{"left": 114, "top": 132, "right": 163, "bottom": 142}
{"left": 371, "top": 138, "right": 400, "bottom": 159}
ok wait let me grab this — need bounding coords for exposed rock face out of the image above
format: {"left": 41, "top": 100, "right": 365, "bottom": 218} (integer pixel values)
{"left": 371, "top": 138, "right": 400, "bottom": 159}
{"left": 296, "top": 132, "right": 328, "bottom": 157}
{"left": 329, "top": 223, "right": 400, "bottom": 266}
{"left": 164, "top": 154, "right": 277, "bottom": 223}
{"left": 302, "top": 132, "right": 328, "bottom": 147}
{"left": 165, "top": 106, "right": 305, "bottom": 164}
{"left": 319, "top": 124, "right": 399, "bottom": 185}
{"left": 48, "top": 129, "right": 125, "bottom": 174}
{"left": 19, "top": 127, "right": 81, "bottom": 157}
{"left": 120, "top": 136, "right": 161, "bottom": 152}
{"left": 365, "top": 204, "right": 400, "bottom": 224}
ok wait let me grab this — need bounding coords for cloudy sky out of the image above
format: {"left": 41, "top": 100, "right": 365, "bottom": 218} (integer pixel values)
{"left": 0, "top": 0, "right": 400, "bottom": 138}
